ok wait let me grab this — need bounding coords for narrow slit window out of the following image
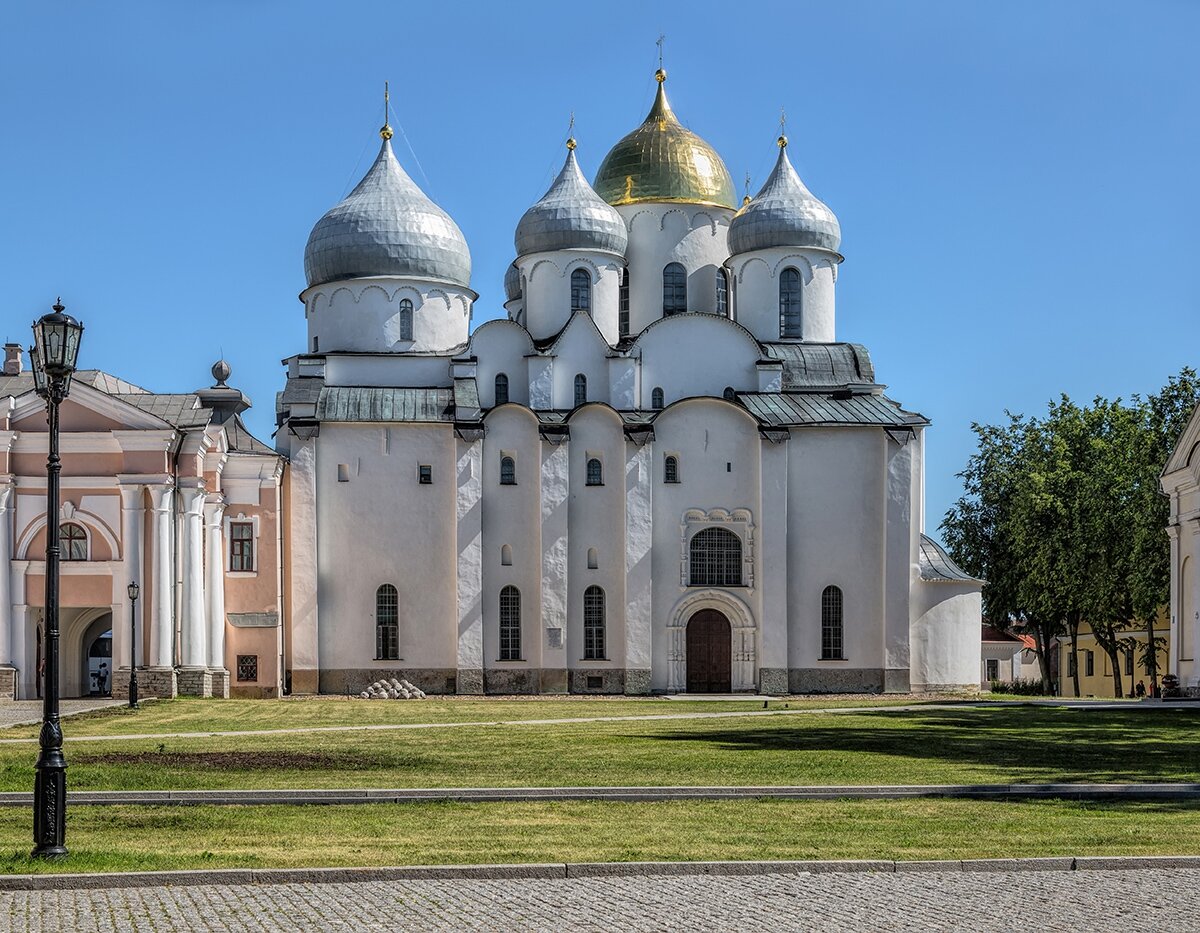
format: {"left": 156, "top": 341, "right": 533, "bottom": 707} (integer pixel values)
{"left": 494, "top": 373, "right": 509, "bottom": 406}
{"left": 651, "top": 387, "right": 664, "bottom": 410}
{"left": 500, "top": 456, "right": 516, "bottom": 485}
{"left": 584, "top": 585, "right": 606, "bottom": 660}
{"left": 619, "top": 268, "right": 630, "bottom": 336}
{"left": 821, "top": 585, "right": 844, "bottom": 660}
{"left": 715, "top": 268, "right": 729, "bottom": 316}
{"left": 586, "top": 458, "right": 603, "bottom": 486}
{"left": 499, "top": 586, "right": 521, "bottom": 660}
{"left": 779, "top": 267, "right": 802, "bottom": 338}
{"left": 376, "top": 584, "right": 399, "bottom": 660}
{"left": 399, "top": 298, "right": 414, "bottom": 341}
{"left": 570, "top": 269, "right": 592, "bottom": 314}
{"left": 664, "top": 455, "right": 680, "bottom": 484}
{"left": 574, "top": 373, "right": 587, "bottom": 407}
{"left": 663, "top": 262, "right": 687, "bottom": 316}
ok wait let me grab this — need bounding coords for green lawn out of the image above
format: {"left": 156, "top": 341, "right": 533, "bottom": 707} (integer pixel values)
{"left": 0, "top": 798, "right": 1196, "bottom": 874}
{"left": 1, "top": 696, "right": 929, "bottom": 740}
{"left": 0, "top": 705, "right": 1195, "bottom": 791}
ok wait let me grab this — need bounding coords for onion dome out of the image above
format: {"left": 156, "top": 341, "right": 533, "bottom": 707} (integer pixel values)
{"left": 304, "top": 134, "right": 471, "bottom": 289}
{"left": 728, "top": 136, "right": 840, "bottom": 254}
{"left": 515, "top": 140, "right": 628, "bottom": 258}
{"left": 594, "top": 70, "right": 735, "bottom": 210}
{"left": 504, "top": 260, "right": 521, "bottom": 301}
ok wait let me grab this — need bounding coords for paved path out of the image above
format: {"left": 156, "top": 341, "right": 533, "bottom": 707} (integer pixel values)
{"left": 0, "top": 700, "right": 122, "bottom": 730}
{"left": 0, "top": 698, "right": 1193, "bottom": 746}
{"left": 2, "top": 867, "right": 1195, "bottom": 931}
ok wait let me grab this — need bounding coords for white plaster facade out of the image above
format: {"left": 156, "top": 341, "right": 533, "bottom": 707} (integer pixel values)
{"left": 1161, "top": 403, "right": 1200, "bottom": 693}
{"left": 275, "top": 74, "right": 983, "bottom": 696}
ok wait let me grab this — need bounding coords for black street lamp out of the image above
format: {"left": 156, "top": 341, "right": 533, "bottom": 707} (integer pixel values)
{"left": 127, "top": 581, "right": 139, "bottom": 709}
{"left": 29, "top": 299, "right": 84, "bottom": 860}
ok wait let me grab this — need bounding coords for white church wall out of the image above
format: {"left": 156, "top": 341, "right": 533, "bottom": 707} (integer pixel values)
{"left": 910, "top": 583, "right": 983, "bottom": 690}
{"left": 481, "top": 406, "right": 544, "bottom": 692}
{"left": 884, "top": 432, "right": 921, "bottom": 692}
{"left": 649, "top": 401, "right": 764, "bottom": 692}
{"left": 633, "top": 315, "right": 761, "bottom": 408}
{"left": 324, "top": 354, "right": 452, "bottom": 389}
{"left": 315, "top": 424, "right": 459, "bottom": 693}
{"left": 731, "top": 249, "right": 838, "bottom": 343}
{"left": 617, "top": 204, "right": 733, "bottom": 334}
{"left": 550, "top": 317, "right": 612, "bottom": 409}
{"left": 302, "top": 277, "right": 472, "bottom": 355}
{"left": 565, "top": 407, "right": 628, "bottom": 690}
{"left": 469, "top": 321, "right": 534, "bottom": 408}
{"left": 519, "top": 252, "right": 623, "bottom": 344}
{"left": 758, "top": 438, "right": 790, "bottom": 694}
{"left": 786, "top": 427, "right": 887, "bottom": 691}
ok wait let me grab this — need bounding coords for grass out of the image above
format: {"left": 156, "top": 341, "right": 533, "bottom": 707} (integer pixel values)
{"left": 0, "top": 798, "right": 1197, "bottom": 874}
{"left": 0, "top": 705, "right": 1196, "bottom": 791}
{"left": 0, "top": 696, "right": 931, "bottom": 739}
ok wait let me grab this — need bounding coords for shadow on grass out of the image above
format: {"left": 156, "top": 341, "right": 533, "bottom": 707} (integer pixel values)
{"left": 644, "top": 707, "right": 1200, "bottom": 783}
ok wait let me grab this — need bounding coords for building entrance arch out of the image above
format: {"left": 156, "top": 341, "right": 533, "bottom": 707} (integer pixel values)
{"left": 81, "top": 614, "right": 113, "bottom": 697}
{"left": 666, "top": 589, "right": 757, "bottom": 692}
{"left": 686, "top": 609, "right": 731, "bottom": 693}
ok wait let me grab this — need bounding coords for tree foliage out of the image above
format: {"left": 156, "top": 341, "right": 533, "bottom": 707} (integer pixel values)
{"left": 940, "top": 369, "right": 1199, "bottom": 696}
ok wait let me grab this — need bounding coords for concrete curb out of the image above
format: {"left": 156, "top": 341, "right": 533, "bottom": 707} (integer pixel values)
{"left": 2, "top": 856, "right": 1200, "bottom": 891}
{"left": 1, "top": 783, "right": 1198, "bottom": 807}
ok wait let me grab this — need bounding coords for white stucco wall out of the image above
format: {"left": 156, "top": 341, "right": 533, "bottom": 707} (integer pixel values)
{"left": 910, "top": 583, "right": 983, "bottom": 690}
{"left": 519, "top": 252, "right": 623, "bottom": 344}
{"left": 302, "top": 277, "right": 473, "bottom": 354}
{"left": 729, "top": 249, "right": 839, "bottom": 343}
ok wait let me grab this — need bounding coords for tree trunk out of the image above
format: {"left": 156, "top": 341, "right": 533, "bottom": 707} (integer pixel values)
{"left": 1145, "top": 616, "right": 1159, "bottom": 695}
{"left": 1106, "top": 644, "right": 1124, "bottom": 698}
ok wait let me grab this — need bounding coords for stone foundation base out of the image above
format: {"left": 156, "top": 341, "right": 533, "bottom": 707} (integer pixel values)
{"left": 114, "top": 667, "right": 177, "bottom": 699}
{"left": 0, "top": 667, "right": 16, "bottom": 701}
{"left": 289, "top": 669, "right": 320, "bottom": 695}
{"left": 456, "top": 668, "right": 483, "bottom": 696}
{"left": 177, "top": 667, "right": 213, "bottom": 697}
{"left": 209, "top": 668, "right": 230, "bottom": 699}
{"left": 758, "top": 667, "right": 789, "bottom": 696}
{"left": 623, "top": 669, "right": 651, "bottom": 695}
{"left": 319, "top": 668, "right": 459, "bottom": 696}
{"left": 883, "top": 668, "right": 911, "bottom": 694}
{"left": 568, "top": 669, "right": 625, "bottom": 694}
{"left": 789, "top": 667, "right": 885, "bottom": 694}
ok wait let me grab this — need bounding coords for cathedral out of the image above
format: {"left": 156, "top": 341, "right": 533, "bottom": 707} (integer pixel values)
{"left": 275, "top": 69, "right": 984, "bottom": 696}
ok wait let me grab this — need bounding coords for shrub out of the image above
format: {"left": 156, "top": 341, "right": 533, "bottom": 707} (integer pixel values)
{"left": 990, "top": 677, "right": 1051, "bottom": 696}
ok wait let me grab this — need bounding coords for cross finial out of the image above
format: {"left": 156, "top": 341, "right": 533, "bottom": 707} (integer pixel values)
{"left": 744, "top": 172, "right": 752, "bottom": 197}
{"left": 657, "top": 34, "right": 664, "bottom": 68}
{"left": 380, "top": 81, "right": 394, "bottom": 141}
{"left": 566, "top": 111, "right": 576, "bottom": 150}
{"left": 777, "top": 106, "right": 788, "bottom": 148}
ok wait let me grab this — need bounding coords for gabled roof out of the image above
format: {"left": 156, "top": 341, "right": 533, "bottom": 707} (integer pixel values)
{"left": 738, "top": 391, "right": 927, "bottom": 428}
{"left": 112, "top": 393, "right": 212, "bottom": 429}
{"left": 982, "top": 623, "right": 1021, "bottom": 643}
{"left": 919, "top": 534, "right": 985, "bottom": 584}
{"left": 1163, "top": 401, "right": 1200, "bottom": 478}
{"left": 760, "top": 343, "right": 876, "bottom": 389}
{"left": 315, "top": 386, "right": 455, "bottom": 422}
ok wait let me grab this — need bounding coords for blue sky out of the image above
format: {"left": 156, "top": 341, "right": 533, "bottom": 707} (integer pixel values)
{"left": 3, "top": 0, "right": 1196, "bottom": 534}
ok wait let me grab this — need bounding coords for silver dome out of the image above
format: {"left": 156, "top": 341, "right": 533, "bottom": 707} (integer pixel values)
{"left": 515, "top": 147, "right": 628, "bottom": 258}
{"left": 728, "top": 141, "right": 841, "bottom": 255}
{"left": 503, "top": 261, "right": 521, "bottom": 301}
{"left": 304, "top": 139, "right": 471, "bottom": 289}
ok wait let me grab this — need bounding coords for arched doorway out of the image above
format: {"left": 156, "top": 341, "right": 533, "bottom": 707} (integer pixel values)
{"left": 80, "top": 614, "right": 113, "bottom": 697}
{"left": 687, "top": 609, "right": 731, "bottom": 693}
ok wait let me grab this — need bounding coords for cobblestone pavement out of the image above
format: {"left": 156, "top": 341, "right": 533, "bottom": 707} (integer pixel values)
{"left": 0, "top": 700, "right": 121, "bottom": 730}
{"left": 2, "top": 868, "right": 1195, "bottom": 932}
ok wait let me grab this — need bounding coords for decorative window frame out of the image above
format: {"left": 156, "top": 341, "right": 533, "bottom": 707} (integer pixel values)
{"left": 679, "top": 508, "right": 754, "bottom": 590}
{"left": 224, "top": 512, "right": 260, "bottom": 577}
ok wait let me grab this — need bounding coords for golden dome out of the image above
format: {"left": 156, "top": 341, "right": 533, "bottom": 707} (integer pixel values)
{"left": 594, "top": 71, "right": 736, "bottom": 210}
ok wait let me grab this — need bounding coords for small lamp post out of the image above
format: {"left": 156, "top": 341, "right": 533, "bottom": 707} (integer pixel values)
{"left": 30, "top": 299, "right": 84, "bottom": 860}
{"left": 127, "top": 582, "right": 140, "bottom": 709}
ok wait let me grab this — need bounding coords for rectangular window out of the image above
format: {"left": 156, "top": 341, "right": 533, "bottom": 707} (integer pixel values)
{"left": 985, "top": 659, "right": 999, "bottom": 682}
{"left": 418, "top": 465, "right": 432, "bottom": 485}
{"left": 1124, "top": 648, "right": 1134, "bottom": 676}
{"left": 229, "top": 522, "right": 254, "bottom": 572}
{"left": 1085, "top": 651, "right": 1094, "bottom": 677}
{"left": 619, "top": 269, "right": 630, "bottom": 337}
{"left": 236, "top": 655, "right": 258, "bottom": 682}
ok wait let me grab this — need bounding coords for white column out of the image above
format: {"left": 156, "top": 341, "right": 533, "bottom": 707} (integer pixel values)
{"left": 455, "top": 437, "right": 483, "bottom": 693}
{"left": 0, "top": 483, "right": 12, "bottom": 668}
{"left": 204, "top": 498, "right": 226, "bottom": 671}
{"left": 118, "top": 485, "right": 145, "bottom": 669}
{"left": 179, "top": 486, "right": 207, "bottom": 669}
{"left": 1189, "top": 517, "right": 1200, "bottom": 688}
{"left": 148, "top": 484, "right": 174, "bottom": 668}
{"left": 1167, "top": 522, "right": 1181, "bottom": 679}
{"left": 10, "top": 562, "right": 28, "bottom": 698}
{"left": 624, "top": 441, "right": 653, "bottom": 693}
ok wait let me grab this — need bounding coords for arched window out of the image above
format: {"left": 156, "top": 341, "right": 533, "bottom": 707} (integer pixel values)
{"left": 399, "top": 298, "right": 414, "bottom": 341}
{"left": 574, "top": 373, "right": 587, "bottom": 407}
{"left": 619, "top": 268, "right": 630, "bottom": 336}
{"left": 715, "top": 268, "right": 729, "bottom": 317}
{"left": 587, "top": 547, "right": 599, "bottom": 570}
{"left": 501, "top": 544, "right": 513, "bottom": 566}
{"left": 689, "top": 527, "right": 742, "bottom": 586}
{"left": 586, "top": 458, "right": 603, "bottom": 486}
{"left": 494, "top": 373, "right": 509, "bottom": 406}
{"left": 500, "top": 456, "right": 516, "bottom": 485}
{"left": 570, "top": 268, "right": 592, "bottom": 314}
{"left": 651, "top": 387, "right": 664, "bottom": 410}
{"left": 779, "top": 267, "right": 802, "bottom": 338}
{"left": 723, "top": 387, "right": 737, "bottom": 402}
{"left": 821, "top": 585, "right": 844, "bottom": 659}
{"left": 664, "top": 455, "right": 680, "bottom": 484}
{"left": 499, "top": 585, "right": 521, "bottom": 660}
{"left": 584, "top": 585, "right": 606, "bottom": 660}
{"left": 663, "top": 262, "right": 687, "bottom": 315}
{"left": 375, "top": 584, "right": 399, "bottom": 660}
{"left": 60, "top": 522, "right": 87, "bottom": 561}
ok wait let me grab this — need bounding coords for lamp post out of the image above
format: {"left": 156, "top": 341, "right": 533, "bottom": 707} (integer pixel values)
{"left": 29, "top": 299, "right": 84, "bottom": 860}
{"left": 127, "top": 582, "right": 139, "bottom": 709}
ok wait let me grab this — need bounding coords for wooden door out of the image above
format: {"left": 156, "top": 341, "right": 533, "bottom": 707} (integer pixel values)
{"left": 686, "top": 610, "right": 732, "bottom": 693}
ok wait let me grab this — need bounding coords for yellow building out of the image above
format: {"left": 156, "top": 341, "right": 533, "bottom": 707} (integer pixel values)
{"left": 1057, "top": 613, "right": 1170, "bottom": 698}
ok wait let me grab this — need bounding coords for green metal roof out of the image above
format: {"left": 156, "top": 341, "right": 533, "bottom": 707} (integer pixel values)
{"left": 760, "top": 343, "right": 875, "bottom": 388}
{"left": 315, "top": 386, "right": 455, "bottom": 423}
{"left": 737, "top": 391, "right": 927, "bottom": 428}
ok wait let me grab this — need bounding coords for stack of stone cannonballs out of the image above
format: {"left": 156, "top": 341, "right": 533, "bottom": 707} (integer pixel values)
{"left": 360, "top": 677, "right": 427, "bottom": 699}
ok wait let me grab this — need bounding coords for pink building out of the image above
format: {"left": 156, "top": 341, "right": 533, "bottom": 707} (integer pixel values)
{"left": 0, "top": 346, "right": 284, "bottom": 699}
